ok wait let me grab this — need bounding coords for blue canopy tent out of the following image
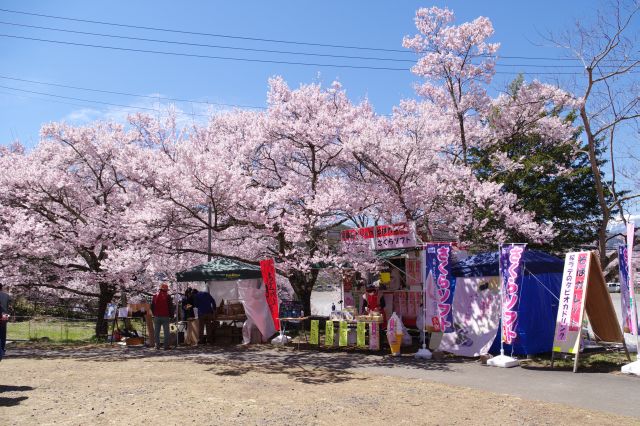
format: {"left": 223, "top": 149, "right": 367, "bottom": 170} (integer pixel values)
{"left": 451, "top": 250, "right": 563, "bottom": 356}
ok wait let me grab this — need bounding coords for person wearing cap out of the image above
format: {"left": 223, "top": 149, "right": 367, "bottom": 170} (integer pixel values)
{"left": 151, "top": 283, "right": 175, "bottom": 350}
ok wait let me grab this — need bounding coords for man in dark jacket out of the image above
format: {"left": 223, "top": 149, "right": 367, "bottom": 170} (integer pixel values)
{"left": 193, "top": 289, "right": 216, "bottom": 344}
{"left": 0, "top": 283, "right": 12, "bottom": 360}
{"left": 151, "top": 283, "right": 175, "bottom": 350}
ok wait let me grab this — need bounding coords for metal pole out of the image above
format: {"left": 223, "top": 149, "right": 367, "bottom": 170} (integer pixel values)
{"left": 498, "top": 243, "right": 505, "bottom": 357}
{"left": 207, "top": 204, "right": 212, "bottom": 262}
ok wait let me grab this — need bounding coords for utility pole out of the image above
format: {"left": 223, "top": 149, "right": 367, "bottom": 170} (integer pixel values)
{"left": 207, "top": 204, "right": 212, "bottom": 262}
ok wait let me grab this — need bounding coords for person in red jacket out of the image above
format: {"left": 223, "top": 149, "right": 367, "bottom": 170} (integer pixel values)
{"left": 151, "top": 283, "right": 175, "bottom": 350}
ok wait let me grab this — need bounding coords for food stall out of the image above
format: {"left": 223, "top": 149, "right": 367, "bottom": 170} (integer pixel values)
{"left": 176, "top": 256, "right": 276, "bottom": 344}
{"left": 340, "top": 248, "right": 423, "bottom": 329}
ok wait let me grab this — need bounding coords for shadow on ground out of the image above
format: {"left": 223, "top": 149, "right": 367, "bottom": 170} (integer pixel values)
{"left": 6, "top": 343, "right": 475, "bottom": 385}
{"left": 0, "top": 385, "right": 34, "bottom": 407}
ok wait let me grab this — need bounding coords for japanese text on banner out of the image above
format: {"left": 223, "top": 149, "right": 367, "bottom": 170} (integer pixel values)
{"left": 552, "top": 252, "right": 591, "bottom": 354}
{"left": 499, "top": 244, "right": 526, "bottom": 345}
{"left": 425, "top": 243, "right": 456, "bottom": 333}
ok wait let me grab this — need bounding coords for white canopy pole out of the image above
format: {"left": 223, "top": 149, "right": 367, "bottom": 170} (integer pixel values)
{"left": 415, "top": 247, "right": 432, "bottom": 359}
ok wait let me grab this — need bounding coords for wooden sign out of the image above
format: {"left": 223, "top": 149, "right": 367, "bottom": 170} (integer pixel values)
{"left": 552, "top": 251, "right": 626, "bottom": 372}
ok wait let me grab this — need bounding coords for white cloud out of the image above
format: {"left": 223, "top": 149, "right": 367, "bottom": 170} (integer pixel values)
{"left": 608, "top": 214, "right": 640, "bottom": 233}
{"left": 62, "top": 94, "right": 239, "bottom": 127}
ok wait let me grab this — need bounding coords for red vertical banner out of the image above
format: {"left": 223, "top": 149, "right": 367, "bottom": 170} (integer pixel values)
{"left": 260, "top": 258, "right": 280, "bottom": 331}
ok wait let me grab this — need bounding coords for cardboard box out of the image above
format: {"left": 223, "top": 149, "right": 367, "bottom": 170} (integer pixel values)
{"left": 125, "top": 337, "right": 145, "bottom": 346}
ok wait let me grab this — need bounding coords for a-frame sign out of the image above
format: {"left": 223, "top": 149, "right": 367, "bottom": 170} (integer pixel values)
{"left": 551, "top": 251, "right": 630, "bottom": 372}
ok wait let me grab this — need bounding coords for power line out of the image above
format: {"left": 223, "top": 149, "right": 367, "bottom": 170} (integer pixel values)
{"left": 2, "top": 33, "right": 630, "bottom": 75}
{"left": 0, "top": 33, "right": 411, "bottom": 71}
{"left": 3, "top": 7, "right": 638, "bottom": 63}
{"left": 0, "top": 21, "right": 417, "bottom": 63}
{"left": 0, "top": 88, "right": 112, "bottom": 111}
{"left": 2, "top": 20, "right": 636, "bottom": 70}
{"left": 0, "top": 7, "right": 410, "bottom": 54}
{"left": 0, "top": 84, "right": 210, "bottom": 117}
{"left": 0, "top": 75, "right": 266, "bottom": 110}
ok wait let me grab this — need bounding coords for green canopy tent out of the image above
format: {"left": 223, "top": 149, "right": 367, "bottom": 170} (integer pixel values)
{"left": 175, "top": 256, "right": 276, "bottom": 343}
{"left": 176, "top": 256, "right": 263, "bottom": 282}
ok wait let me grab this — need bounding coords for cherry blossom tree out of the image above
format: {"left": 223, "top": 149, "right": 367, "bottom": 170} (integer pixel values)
{"left": 393, "top": 7, "right": 580, "bottom": 248}
{"left": 232, "top": 77, "right": 374, "bottom": 314}
{"left": 403, "top": 6, "right": 499, "bottom": 164}
{"left": 344, "top": 99, "right": 557, "bottom": 248}
{"left": 0, "top": 122, "right": 158, "bottom": 335}
{"left": 0, "top": 6, "right": 596, "bottom": 323}
{"left": 111, "top": 83, "right": 369, "bottom": 315}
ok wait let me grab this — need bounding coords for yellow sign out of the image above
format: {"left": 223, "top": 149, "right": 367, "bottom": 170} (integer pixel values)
{"left": 310, "top": 320, "right": 319, "bottom": 345}
{"left": 325, "top": 321, "right": 334, "bottom": 346}
{"left": 339, "top": 321, "right": 348, "bottom": 346}
{"left": 356, "top": 322, "right": 366, "bottom": 348}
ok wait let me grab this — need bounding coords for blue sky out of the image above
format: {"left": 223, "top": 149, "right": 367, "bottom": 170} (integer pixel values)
{"left": 1, "top": 0, "right": 637, "bottom": 212}
{"left": 1, "top": 0, "right": 608, "bottom": 142}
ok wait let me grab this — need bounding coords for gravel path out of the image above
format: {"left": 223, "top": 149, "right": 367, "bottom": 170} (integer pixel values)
{"left": 0, "top": 345, "right": 638, "bottom": 425}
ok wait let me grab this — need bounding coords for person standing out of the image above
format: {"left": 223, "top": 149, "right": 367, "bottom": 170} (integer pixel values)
{"left": 193, "top": 289, "right": 216, "bottom": 344}
{"left": 182, "top": 288, "right": 199, "bottom": 346}
{"left": 0, "top": 283, "right": 13, "bottom": 359}
{"left": 151, "top": 283, "right": 174, "bottom": 350}
{"left": 362, "top": 283, "right": 387, "bottom": 330}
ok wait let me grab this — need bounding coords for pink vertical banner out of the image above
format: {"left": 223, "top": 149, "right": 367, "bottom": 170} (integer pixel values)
{"left": 626, "top": 223, "right": 638, "bottom": 335}
{"left": 407, "top": 292, "right": 416, "bottom": 317}
{"left": 569, "top": 252, "right": 588, "bottom": 332}
{"left": 369, "top": 322, "right": 380, "bottom": 350}
{"left": 406, "top": 259, "right": 421, "bottom": 287}
{"left": 399, "top": 291, "right": 408, "bottom": 317}
{"left": 619, "top": 223, "right": 637, "bottom": 335}
{"left": 393, "top": 293, "right": 401, "bottom": 315}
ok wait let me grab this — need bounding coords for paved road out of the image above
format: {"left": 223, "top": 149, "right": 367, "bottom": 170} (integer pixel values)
{"left": 355, "top": 358, "right": 640, "bottom": 418}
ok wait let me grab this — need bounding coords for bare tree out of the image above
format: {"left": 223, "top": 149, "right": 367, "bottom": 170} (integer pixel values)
{"left": 551, "top": 0, "right": 640, "bottom": 273}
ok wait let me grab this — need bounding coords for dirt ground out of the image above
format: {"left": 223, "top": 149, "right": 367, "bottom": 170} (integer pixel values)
{"left": 0, "top": 345, "right": 637, "bottom": 426}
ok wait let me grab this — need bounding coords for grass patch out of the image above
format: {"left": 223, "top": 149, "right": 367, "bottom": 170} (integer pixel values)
{"left": 7, "top": 319, "right": 96, "bottom": 343}
{"left": 521, "top": 351, "right": 630, "bottom": 373}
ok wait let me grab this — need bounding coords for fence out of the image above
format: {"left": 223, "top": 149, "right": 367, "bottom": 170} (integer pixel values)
{"left": 6, "top": 316, "right": 98, "bottom": 343}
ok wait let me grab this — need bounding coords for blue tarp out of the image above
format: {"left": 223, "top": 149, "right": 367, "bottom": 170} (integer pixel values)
{"left": 452, "top": 250, "right": 563, "bottom": 355}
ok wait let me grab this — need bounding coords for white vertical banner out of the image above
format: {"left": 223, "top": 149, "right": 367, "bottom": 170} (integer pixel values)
{"left": 627, "top": 223, "right": 638, "bottom": 341}
{"left": 553, "top": 252, "right": 590, "bottom": 354}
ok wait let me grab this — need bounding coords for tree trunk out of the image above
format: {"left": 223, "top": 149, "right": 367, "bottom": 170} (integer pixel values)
{"left": 95, "top": 283, "right": 116, "bottom": 338}
{"left": 581, "top": 106, "right": 611, "bottom": 271}
{"left": 288, "top": 269, "right": 317, "bottom": 317}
